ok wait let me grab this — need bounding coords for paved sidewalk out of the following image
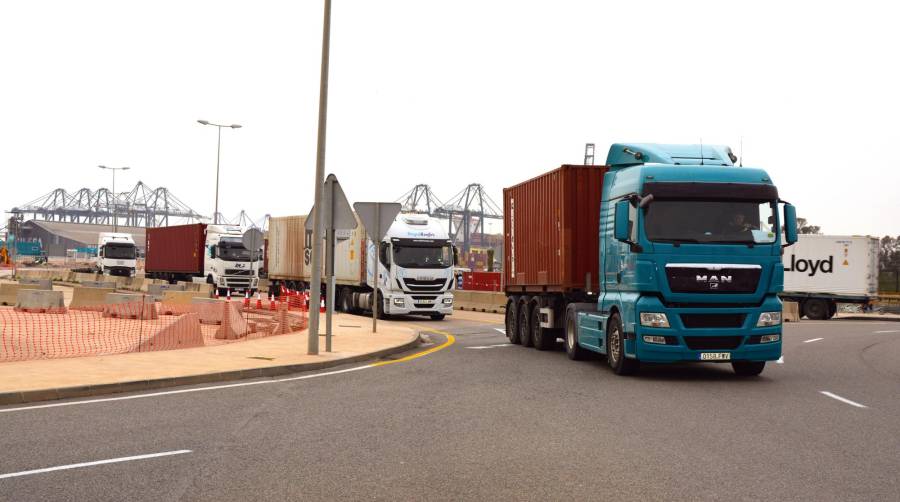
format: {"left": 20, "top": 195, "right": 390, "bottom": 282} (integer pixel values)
{"left": 0, "top": 313, "right": 421, "bottom": 405}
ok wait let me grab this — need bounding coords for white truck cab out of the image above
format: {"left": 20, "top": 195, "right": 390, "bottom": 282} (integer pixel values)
{"left": 205, "top": 224, "right": 261, "bottom": 294}
{"left": 369, "top": 214, "right": 455, "bottom": 319}
{"left": 96, "top": 232, "right": 137, "bottom": 277}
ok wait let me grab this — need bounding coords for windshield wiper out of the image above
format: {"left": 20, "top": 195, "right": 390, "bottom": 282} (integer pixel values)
{"left": 651, "top": 238, "right": 702, "bottom": 247}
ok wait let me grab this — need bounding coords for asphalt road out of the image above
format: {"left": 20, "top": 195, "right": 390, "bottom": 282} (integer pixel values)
{"left": 1, "top": 313, "right": 899, "bottom": 501}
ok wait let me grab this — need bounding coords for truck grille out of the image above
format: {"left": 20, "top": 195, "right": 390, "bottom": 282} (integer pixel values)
{"left": 684, "top": 336, "right": 743, "bottom": 350}
{"left": 666, "top": 264, "right": 760, "bottom": 294}
{"left": 225, "top": 269, "right": 252, "bottom": 276}
{"left": 400, "top": 278, "right": 448, "bottom": 293}
{"left": 680, "top": 313, "right": 746, "bottom": 328}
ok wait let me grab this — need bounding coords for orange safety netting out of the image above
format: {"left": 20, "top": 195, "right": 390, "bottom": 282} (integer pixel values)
{"left": 0, "top": 297, "right": 308, "bottom": 362}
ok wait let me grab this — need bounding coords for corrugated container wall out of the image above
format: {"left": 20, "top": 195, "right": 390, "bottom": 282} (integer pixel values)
{"left": 145, "top": 223, "right": 206, "bottom": 274}
{"left": 504, "top": 165, "right": 607, "bottom": 293}
{"left": 266, "top": 216, "right": 308, "bottom": 280}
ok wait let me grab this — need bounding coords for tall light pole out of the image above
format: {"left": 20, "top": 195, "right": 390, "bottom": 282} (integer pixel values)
{"left": 307, "top": 0, "right": 332, "bottom": 355}
{"left": 197, "top": 120, "right": 242, "bottom": 224}
{"left": 98, "top": 165, "right": 130, "bottom": 231}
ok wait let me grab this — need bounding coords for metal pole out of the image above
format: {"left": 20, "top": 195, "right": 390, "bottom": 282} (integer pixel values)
{"left": 325, "top": 180, "right": 335, "bottom": 352}
{"left": 373, "top": 204, "right": 379, "bottom": 333}
{"left": 214, "top": 126, "right": 221, "bottom": 224}
{"left": 307, "top": 0, "right": 332, "bottom": 355}
{"left": 112, "top": 169, "right": 117, "bottom": 232}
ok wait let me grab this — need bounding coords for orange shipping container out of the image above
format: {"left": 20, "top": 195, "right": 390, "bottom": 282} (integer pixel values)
{"left": 503, "top": 165, "right": 607, "bottom": 293}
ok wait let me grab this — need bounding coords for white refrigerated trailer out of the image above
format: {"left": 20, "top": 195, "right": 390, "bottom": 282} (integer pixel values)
{"left": 780, "top": 235, "right": 879, "bottom": 319}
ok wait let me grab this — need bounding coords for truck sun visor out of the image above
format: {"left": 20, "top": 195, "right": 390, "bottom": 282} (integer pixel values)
{"left": 641, "top": 182, "right": 778, "bottom": 201}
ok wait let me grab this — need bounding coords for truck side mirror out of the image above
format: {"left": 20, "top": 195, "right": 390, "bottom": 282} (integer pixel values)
{"left": 783, "top": 203, "right": 798, "bottom": 245}
{"left": 379, "top": 242, "right": 391, "bottom": 266}
{"left": 453, "top": 246, "right": 459, "bottom": 266}
{"left": 209, "top": 246, "right": 216, "bottom": 259}
{"left": 614, "top": 200, "right": 631, "bottom": 242}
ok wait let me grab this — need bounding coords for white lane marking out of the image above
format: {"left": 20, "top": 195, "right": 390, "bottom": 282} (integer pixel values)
{"left": 874, "top": 330, "right": 900, "bottom": 334}
{"left": 775, "top": 356, "right": 784, "bottom": 364}
{"left": 466, "top": 343, "right": 512, "bottom": 350}
{"left": 820, "top": 391, "right": 868, "bottom": 409}
{"left": 0, "top": 450, "right": 192, "bottom": 480}
{"left": 803, "top": 337, "right": 824, "bottom": 343}
{"left": 494, "top": 328, "right": 506, "bottom": 335}
{"left": 0, "top": 365, "right": 374, "bottom": 414}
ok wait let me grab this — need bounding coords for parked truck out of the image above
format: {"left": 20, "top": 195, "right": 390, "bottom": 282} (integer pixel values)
{"left": 504, "top": 143, "right": 798, "bottom": 376}
{"left": 780, "top": 234, "right": 879, "bottom": 319}
{"left": 95, "top": 232, "right": 137, "bottom": 277}
{"left": 267, "top": 212, "right": 455, "bottom": 319}
{"left": 145, "top": 223, "right": 262, "bottom": 294}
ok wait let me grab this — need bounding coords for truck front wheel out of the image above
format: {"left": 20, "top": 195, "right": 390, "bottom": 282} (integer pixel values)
{"left": 607, "top": 313, "right": 639, "bottom": 375}
{"left": 505, "top": 298, "right": 520, "bottom": 344}
{"left": 732, "top": 361, "right": 766, "bottom": 377}
{"left": 565, "top": 305, "right": 588, "bottom": 360}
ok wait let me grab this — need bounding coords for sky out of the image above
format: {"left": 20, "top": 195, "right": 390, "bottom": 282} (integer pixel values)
{"left": 1, "top": 0, "right": 898, "bottom": 236}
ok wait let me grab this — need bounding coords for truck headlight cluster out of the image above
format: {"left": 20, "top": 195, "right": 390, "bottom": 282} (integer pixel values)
{"left": 392, "top": 298, "right": 405, "bottom": 307}
{"left": 760, "top": 334, "right": 780, "bottom": 343}
{"left": 756, "top": 312, "right": 782, "bottom": 327}
{"left": 442, "top": 298, "right": 453, "bottom": 304}
{"left": 640, "top": 312, "right": 670, "bottom": 328}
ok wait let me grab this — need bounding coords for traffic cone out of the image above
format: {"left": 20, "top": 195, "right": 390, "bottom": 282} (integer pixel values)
{"left": 243, "top": 291, "right": 250, "bottom": 308}
{"left": 319, "top": 297, "right": 326, "bottom": 313}
{"left": 214, "top": 289, "right": 220, "bottom": 300}
{"left": 226, "top": 289, "right": 232, "bottom": 301}
{"left": 255, "top": 292, "right": 263, "bottom": 310}
{"left": 269, "top": 293, "right": 276, "bottom": 311}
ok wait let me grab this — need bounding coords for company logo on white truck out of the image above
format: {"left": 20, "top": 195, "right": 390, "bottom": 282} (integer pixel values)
{"left": 784, "top": 255, "right": 834, "bottom": 276}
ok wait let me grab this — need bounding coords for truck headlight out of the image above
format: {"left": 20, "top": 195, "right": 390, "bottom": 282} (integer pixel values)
{"left": 760, "top": 334, "right": 780, "bottom": 343}
{"left": 640, "top": 312, "right": 670, "bottom": 328}
{"left": 642, "top": 335, "right": 667, "bottom": 344}
{"left": 756, "top": 312, "right": 782, "bottom": 327}
{"left": 392, "top": 298, "right": 405, "bottom": 307}
{"left": 442, "top": 297, "right": 453, "bottom": 304}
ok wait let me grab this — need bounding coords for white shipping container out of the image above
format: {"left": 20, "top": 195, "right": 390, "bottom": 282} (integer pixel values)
{"left": 783, "top": 235, "right": 879, "bottom": 298}
{"left": 267, "top": 214, "right": 367, "bottom": 285}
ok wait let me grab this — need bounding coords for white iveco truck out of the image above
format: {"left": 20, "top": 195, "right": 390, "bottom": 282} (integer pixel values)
{"left": 267, "top": 213, "right": 455, "bottom": 319}
{"left": 96, "top": 232, "right": 137, "bottom": 277}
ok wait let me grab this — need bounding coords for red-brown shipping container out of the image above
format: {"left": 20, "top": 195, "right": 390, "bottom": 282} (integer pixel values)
{"left": 503, "top": 165, "right": 607, "bottom": 294}
{"left": 145, "top": 223, "right": 207, "bottom": 274}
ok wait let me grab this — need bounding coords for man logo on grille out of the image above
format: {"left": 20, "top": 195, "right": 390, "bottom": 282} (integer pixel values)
{"left": 696, "top": 275, "right": 732, "bottom": 289}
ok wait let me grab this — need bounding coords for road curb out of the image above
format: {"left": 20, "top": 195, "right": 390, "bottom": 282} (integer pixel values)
{"left": 0, "top": 334, "right": 423, "bottom": 406}
{"left": 835, "top": 316, "right": 900, "bottom": 322}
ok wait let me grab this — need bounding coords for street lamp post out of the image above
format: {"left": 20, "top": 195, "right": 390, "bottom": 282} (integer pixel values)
{"left": 197, "top": 120, "right": 242, "bottom": 224}
{"left": 98, "top": 165, "right": 130, "bottom": 232}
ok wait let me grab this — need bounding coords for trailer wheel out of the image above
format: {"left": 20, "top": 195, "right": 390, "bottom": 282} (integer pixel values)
{"left": 505, "top": 297, "right": 520, "bottom": 344}
{"left": 803, "top": 299, "right": 829, "bottom": 320}
{"left": 340, "top": 288, "right": 353, "bottom": 313}
{"left": 607, "top": 313, "right": 639, "bottom": 375}
{"left": 531, "top": 304, "right": 554, "bottom": 350}
{"left": 732, "top": 361, "right": 766, "bottom": 377}
{"left": 827, "top": 301, "right": 837, "bottom": 319}
{"left": 518, "top": 298, "right": 533, "bottom": 348}
{"left": 565, "top": 305, "right": 588, "bottom": 360}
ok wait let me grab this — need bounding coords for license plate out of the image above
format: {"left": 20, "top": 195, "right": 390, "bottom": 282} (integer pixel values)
{"left": 700, "top": 352, "right": 731, "bottom": 361}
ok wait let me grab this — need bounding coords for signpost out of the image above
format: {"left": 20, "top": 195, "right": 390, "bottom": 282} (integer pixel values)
{"left": 353, "top": 202, "right": 402, "bottom": 333}
{"left": 306, "top": 174, "right": 356, "bottom": 352}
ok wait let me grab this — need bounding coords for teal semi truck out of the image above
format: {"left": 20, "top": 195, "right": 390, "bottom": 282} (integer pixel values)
{"left": 503, "top": 143, "right": 798, "bottom": 376}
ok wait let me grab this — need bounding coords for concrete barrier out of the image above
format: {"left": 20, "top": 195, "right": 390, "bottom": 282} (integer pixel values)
{"left": 137, "top": 313, "right": 205, "bottom": 351}
{"left": 18, "top": 278, "right": 53, "bottom": 290}
{"left": 81, "top": 280, "right": 117, "bottom": 289}
{"left": 191, "top": 297, "right": 230, "bottom": 324}
{"left": 103, "top": 293, "right": 159, "bottom": 320}
{"left": 783, "top": 301, "right": 800, "bottom": 322}
{"left": 162, "top": 290, "right": 208, "bottom": 305}
{"left": 0, "top": 283, "right": 41, "bottom": 306}
{"left": 75, "top": 272, "right": 100, "bottom": 284}
{"left": 69, "top": 287, "right": 117, "bottom": 309}
{"left": 453, "top": 290, "right": 506, "bottom": 313}
{"left": 15, "top": 289, "right": 67, "bottom": 313}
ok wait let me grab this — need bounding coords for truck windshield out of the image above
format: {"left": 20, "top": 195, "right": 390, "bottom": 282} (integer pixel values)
{"left": 218, "top": 238, "right": 257, "bottom": 262}
{"left": 393, "top": 244, "right": 452, "bottom": 269}
{"left": 644, "top": 200, "right": 777, "bottom": 244}
{"left": 104, "top": 243, "right": 135, "bottom": 259}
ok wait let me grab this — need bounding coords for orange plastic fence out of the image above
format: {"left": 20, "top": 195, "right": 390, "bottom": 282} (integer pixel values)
{"left": 0, "top": 298, "right": 308, "bottom": 362}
